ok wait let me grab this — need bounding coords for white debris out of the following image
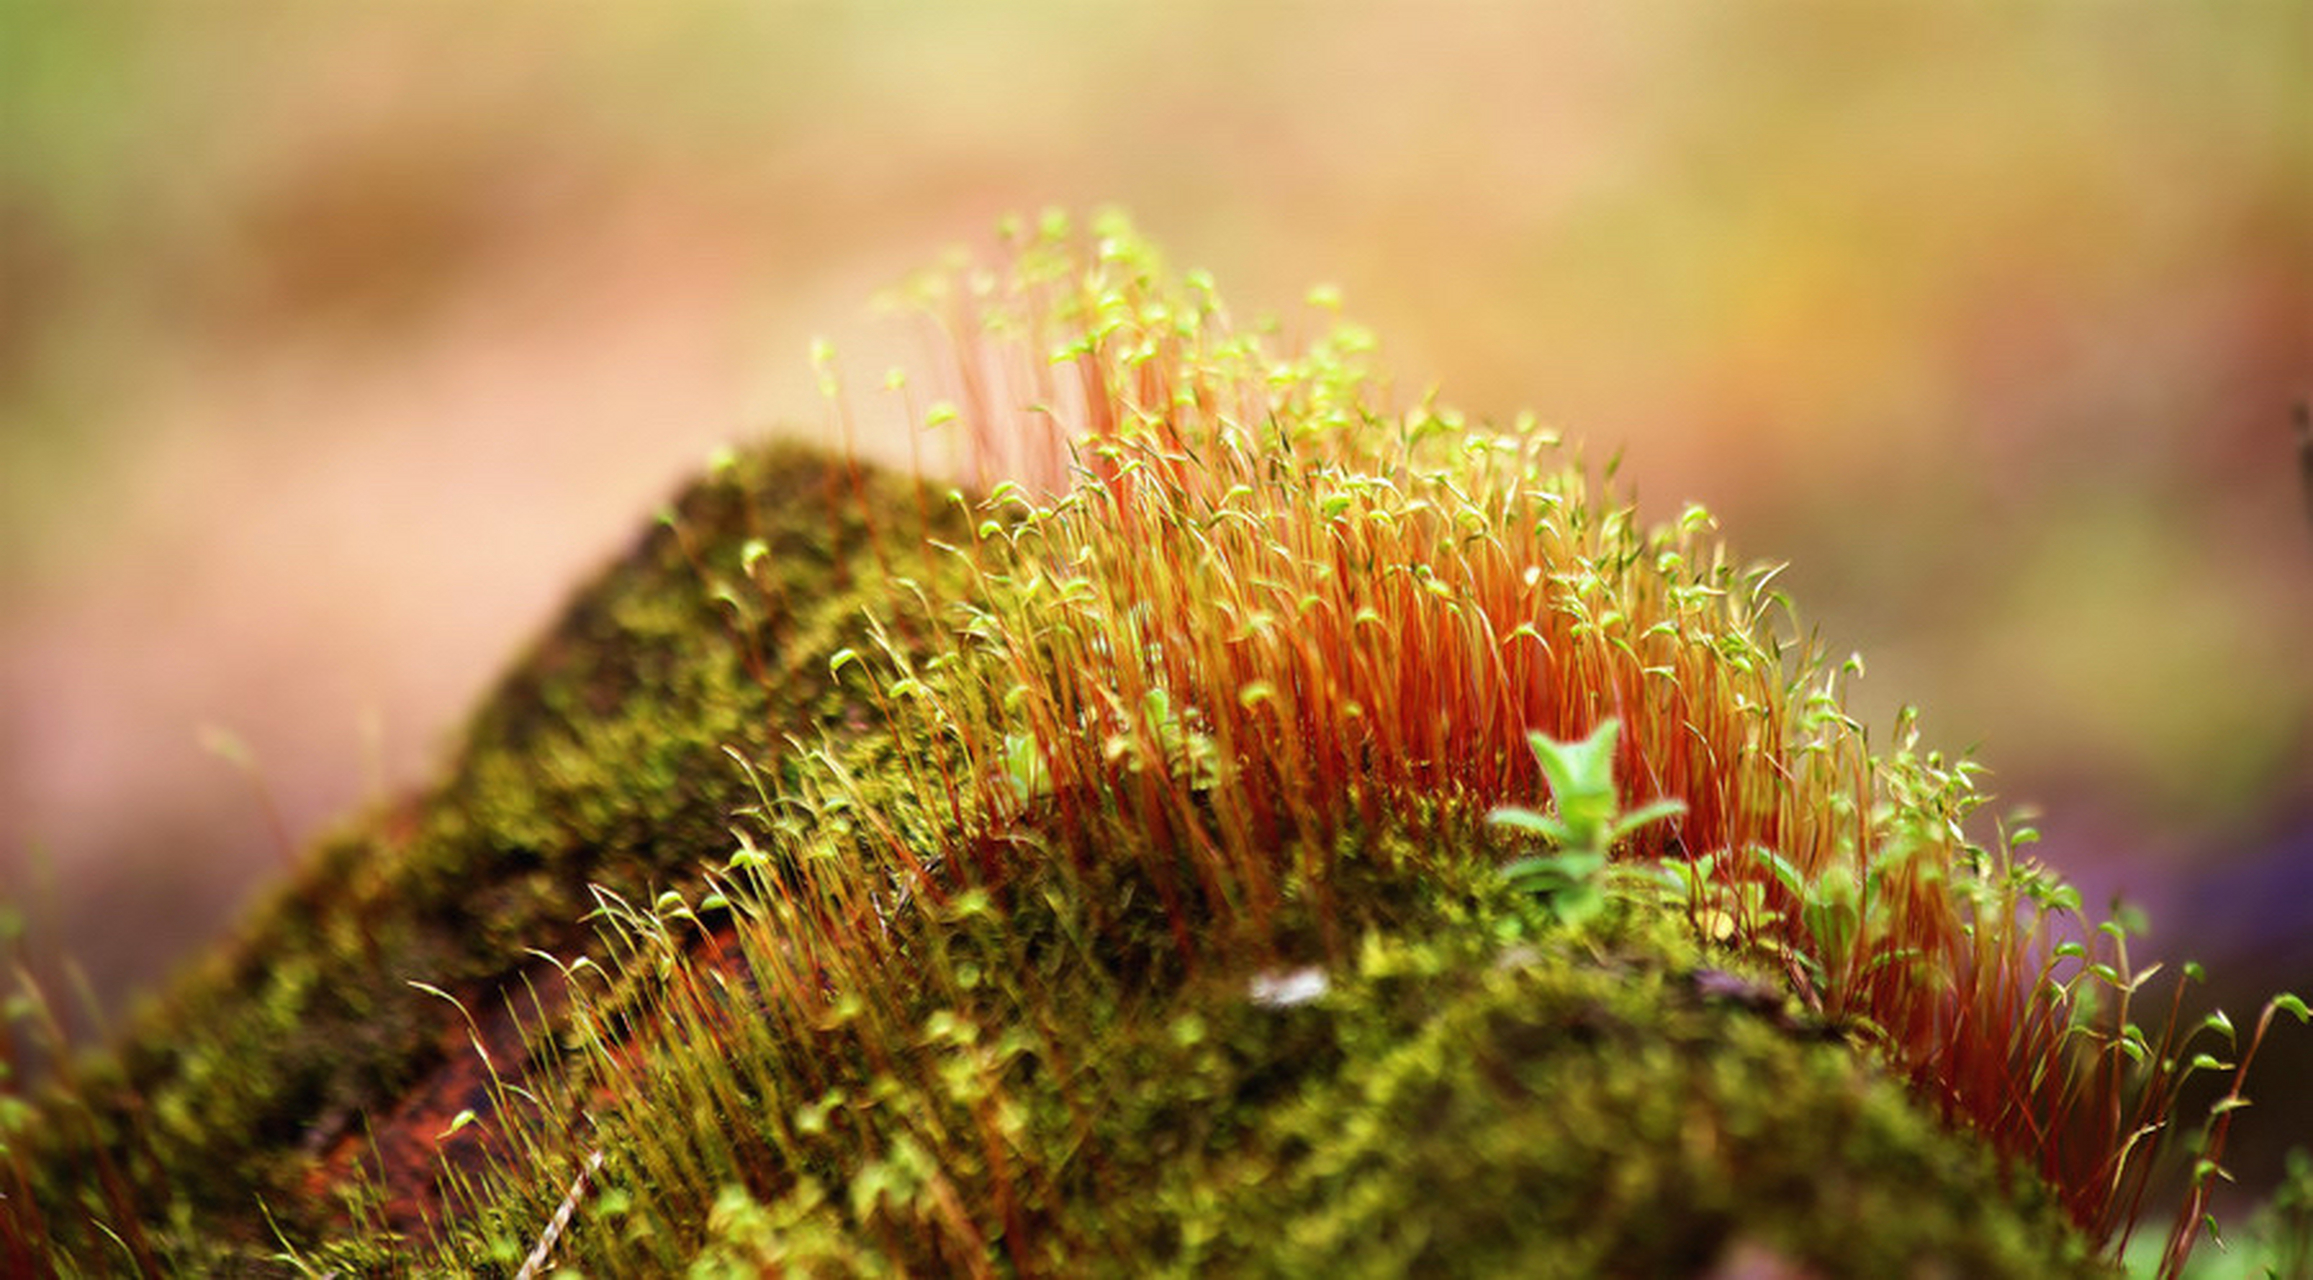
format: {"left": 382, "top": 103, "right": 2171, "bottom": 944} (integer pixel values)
{"left": 1247, "top": 966, "right": 1330, "bottom": 1008}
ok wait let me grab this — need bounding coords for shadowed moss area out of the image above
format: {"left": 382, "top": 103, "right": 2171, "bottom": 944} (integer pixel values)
{"left": 5, "top": 442, "right": 970, "bottom": 1271}
{"left": 661, "top": 875, "right": 2099, "bottom": 1280}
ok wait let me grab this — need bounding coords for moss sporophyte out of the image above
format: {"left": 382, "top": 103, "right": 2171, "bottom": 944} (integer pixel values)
{"left": 4, "top": 212, "right": 2304, "bottom": 1276}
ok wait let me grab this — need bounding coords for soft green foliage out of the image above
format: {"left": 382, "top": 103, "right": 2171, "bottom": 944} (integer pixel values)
{"left": 2129, "top": 1146, "right": 2313, "bottom": 1280}
{"left": 2245, "top": 1147, "right": 2313, "bottom": 1279}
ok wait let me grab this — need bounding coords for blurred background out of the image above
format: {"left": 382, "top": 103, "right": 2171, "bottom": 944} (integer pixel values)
{"left": 2, "top": 2, "right": 2307, "bottom": 1198}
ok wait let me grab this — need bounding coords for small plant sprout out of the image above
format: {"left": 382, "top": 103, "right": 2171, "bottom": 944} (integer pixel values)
{"left": 1488, "top": 718, "right": 1685, "bottom": 926}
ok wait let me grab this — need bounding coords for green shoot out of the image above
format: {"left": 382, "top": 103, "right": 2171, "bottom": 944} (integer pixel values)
{"left": 1489, "top": 718, "right": 1686, "bottom": 926}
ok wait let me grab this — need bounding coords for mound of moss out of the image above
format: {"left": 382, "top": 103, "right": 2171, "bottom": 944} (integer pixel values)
{"left": 23, "top": 214, "right": 2263, "bottom": 1276}
{"left": 5, "top": 436, "right": 2096, "bottom": 1277}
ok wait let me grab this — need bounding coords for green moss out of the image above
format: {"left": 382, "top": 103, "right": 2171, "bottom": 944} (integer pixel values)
{"left": 338, "top": 784, "right": 2091, "bottom": 1277}
{"left": 652, "top": 853, "right": 2093, "bottom": 1278}
{"left": 9, "top": 217, "right": 2191, "bottom": 1275}
{"left": 5, "top": 442, "right": 968, "bottom": 1269}
{"left": 1165, "top": 927, "right": 2090, "bottom": 1278}
{"left": 9, "top": 438, "right": 2103, "bottom": 1275}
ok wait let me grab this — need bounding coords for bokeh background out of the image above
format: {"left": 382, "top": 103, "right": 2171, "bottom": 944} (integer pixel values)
{"left": 4, "top": 2, "right": 2308, "bottom": 1202}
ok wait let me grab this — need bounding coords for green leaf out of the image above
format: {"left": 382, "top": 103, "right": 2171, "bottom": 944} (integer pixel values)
{"left": 1606, "top": 798, "right": 1687, "bottom": 844}
{"left": 1751, "top": 847, "right": 1805, "bottom": 901}
{"left": 1488, "top": 807, "right": 1570, "bottom": 843}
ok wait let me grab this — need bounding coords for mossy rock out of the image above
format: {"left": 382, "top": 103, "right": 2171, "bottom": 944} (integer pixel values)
{"left": 7, "top": 438, "right": 2100, "bottom": 1277}
{"left": 22, "top": 215, "right": 2225, "bottom": 1275}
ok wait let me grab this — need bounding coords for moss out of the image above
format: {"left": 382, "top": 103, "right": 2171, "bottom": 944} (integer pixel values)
{"left": 7, "top": 218, "right": 2171, "bottom": 1275}
{"left": 363, "top": 786, "right": 2094, "bottom": 1277}
{"left": 10, "top": 438, "right": 2107, "bottom": 1275}
{"left": 1161, "top": 926, "right": 2092, "bottom": 1278}
{"left": 655, "top": 852, "right": 2094, "bottom": 1278}
{"left": 6, "top": 441, "right": 968, "bottom": 1269}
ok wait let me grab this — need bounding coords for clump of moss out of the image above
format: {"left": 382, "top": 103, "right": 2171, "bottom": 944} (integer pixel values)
{"left": 6, "top": 212, "right": 2299, "bottom": 1276}
{"left": 654, "top": 868, "right": 2098, "bottom": 1279}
